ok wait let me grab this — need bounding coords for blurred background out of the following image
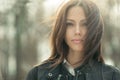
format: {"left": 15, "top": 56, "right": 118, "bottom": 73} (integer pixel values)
{"left": 0, "top": 0, "right": 120, "bottom": 80}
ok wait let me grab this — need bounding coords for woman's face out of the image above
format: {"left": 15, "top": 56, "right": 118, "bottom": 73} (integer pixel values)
{"left": 65, "top": 6, "right": 87, "bottom": 53}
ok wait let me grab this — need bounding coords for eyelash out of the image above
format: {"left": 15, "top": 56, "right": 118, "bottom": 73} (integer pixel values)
{"left": 66, "top": 22, "right": 87, "bottom": 27}
{"left": 66, "top": 22, "right": 74, "bottom": 27}
{"left": 81, "top": 22, "right": 87, "bottom": 26}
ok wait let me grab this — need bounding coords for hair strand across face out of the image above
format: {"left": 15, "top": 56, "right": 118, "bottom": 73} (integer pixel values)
{"left": 46, "top": 0, "right": 104, "bottom": 67}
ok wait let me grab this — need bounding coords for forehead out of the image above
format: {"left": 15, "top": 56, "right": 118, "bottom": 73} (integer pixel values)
{"left": 66, "top": 6, "right": 86, "bottom": 20}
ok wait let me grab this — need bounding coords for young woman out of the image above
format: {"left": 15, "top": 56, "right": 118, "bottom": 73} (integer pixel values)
{"left": 26, "top": 0, "right": 120, "bottom": 80}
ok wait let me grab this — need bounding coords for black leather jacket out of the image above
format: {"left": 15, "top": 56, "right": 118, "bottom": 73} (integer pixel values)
{"left": 26, "top": 61, "right": 120, "bottom": 80}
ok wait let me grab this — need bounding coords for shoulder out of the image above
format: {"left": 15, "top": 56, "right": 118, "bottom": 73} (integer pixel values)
{"left": 102, "top": 63, "right": 120, "bottom": 79}
{"left": 26, "top": 61, "right": 53, "bottom": 80}
{"left": 26, "top": 65, "right": 38, "bottom": 80}
{"left": 102, "top": 63, "right": 120, "bottom": 73}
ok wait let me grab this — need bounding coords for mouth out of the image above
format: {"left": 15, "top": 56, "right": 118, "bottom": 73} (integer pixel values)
{"left": 71, "top": 39, "right": 84, "bottom": 44}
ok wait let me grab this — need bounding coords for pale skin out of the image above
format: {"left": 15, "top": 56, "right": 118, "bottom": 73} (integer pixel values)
{"left": 65, "top": 6, "right": 87, "bottom": 68}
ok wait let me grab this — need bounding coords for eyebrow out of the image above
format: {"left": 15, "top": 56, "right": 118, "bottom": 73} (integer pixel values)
{"left": 80, "top": 19, "right": 87, "bottom": 23}
{"left": 66, "top": 19, "right": 74, "bottom": 22}
{"left": 66, "top": 19, "right": 87, "bottom": 23}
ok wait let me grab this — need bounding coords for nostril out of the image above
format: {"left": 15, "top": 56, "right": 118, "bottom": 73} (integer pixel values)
{"left": 75, "top": 30, "right": 81, "bottom": 35}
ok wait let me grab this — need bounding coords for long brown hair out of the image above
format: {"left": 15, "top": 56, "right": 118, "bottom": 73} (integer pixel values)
{"left": 46, "top": 0, "right": 104, "bottom": 67}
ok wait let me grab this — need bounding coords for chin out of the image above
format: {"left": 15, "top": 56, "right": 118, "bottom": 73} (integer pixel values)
{"left": 72, "top": 48, "right": 83, "bottom": 52}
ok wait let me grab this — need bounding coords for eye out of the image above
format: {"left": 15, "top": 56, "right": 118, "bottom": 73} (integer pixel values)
{"left": 81, "top": 22, "right": 87, "bottom": 27}
{"left": 66, "top": 22, "right": 74, "bottom": 27}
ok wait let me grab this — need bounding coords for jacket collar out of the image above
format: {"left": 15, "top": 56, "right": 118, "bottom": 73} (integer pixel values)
{"left": 46, "top": 60, "right": 94, "bottom": 77}
{"left": 46, "top": 60, "right": 104, "bottom": 80}
{"left": 47, "top": 63, "right": 62, "bottom": 78}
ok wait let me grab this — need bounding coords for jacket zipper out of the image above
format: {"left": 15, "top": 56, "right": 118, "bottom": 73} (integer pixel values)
{"left": 66, "top": 75, "right": 69, "bottom": 80}
{"left": 75, "top": 71, "right": 79, "bottom": 80}
{"left": 57, "top": 74, "right": 62, "bottom": 80}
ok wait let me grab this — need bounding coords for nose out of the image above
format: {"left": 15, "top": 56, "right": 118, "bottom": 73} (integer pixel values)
{"left": 75, "top": 25, "right": 81, "bottom": 35}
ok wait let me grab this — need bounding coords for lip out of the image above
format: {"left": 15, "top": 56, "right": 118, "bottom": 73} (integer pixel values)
{"left": 71, "top": 39, "right": 83, "bottom": 44}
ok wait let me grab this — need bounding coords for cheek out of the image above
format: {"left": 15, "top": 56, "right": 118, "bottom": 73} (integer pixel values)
{"left": 82, "top": 28, "right": 87, "bottom": 37}
{"left": 84, "top": 29, "right": 87, "bottom": 34}
{"left": 65, "top": 29, "right": 73, "bottom": 40}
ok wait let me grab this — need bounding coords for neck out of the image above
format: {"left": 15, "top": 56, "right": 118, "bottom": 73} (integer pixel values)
{"left": 67, "top": 50, "right": 84, "bottom": 68}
